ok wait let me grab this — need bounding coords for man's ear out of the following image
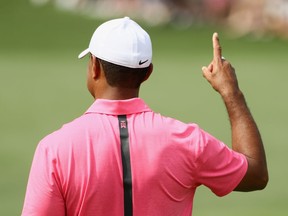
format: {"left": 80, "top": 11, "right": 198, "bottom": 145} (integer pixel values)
{"left": 143, "top": 63, "right": 153, "bottom": 82}
{"left": 91, "top": 55, "right": 101, "bottom": 80}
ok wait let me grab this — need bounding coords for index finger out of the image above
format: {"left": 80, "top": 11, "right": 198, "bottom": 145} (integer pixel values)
{"left": 213, "top": 32, "right": 222, "bottom": 61}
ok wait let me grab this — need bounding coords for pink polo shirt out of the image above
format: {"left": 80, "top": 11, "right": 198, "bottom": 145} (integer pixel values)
{"left": 22, "top": 98, "right": 247, "bottom": 216}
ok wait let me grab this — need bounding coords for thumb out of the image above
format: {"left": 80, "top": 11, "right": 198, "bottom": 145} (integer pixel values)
{"left": 202, "top": 66, "right": 211, "bottom": 81}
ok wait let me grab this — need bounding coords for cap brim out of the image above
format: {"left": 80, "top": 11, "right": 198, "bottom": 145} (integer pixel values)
{"left": 78, "top": 48, "right": 90, "bottom": 59}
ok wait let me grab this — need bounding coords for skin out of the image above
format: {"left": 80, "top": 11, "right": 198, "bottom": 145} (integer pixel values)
{"left": 87, "top": 33, "right": 268, "bottom": 191}
{"left": 202, "top": 33, "right": 268, "bottom": 191}
{"left": 87, "top": 55, "right": 153, "bottom": 100}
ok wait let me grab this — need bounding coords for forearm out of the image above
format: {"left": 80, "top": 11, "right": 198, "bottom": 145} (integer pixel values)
{"left": 222, "top": 90, "right": 268, "bottom": 191}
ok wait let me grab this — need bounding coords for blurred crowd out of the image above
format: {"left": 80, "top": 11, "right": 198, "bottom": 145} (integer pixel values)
{"left": 31, "top": 0, "right": 288, "bottom": 38}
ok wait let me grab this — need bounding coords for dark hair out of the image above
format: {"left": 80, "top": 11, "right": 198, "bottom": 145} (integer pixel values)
{"left": 98, "top": 58, "right": 150, "bottom": 89}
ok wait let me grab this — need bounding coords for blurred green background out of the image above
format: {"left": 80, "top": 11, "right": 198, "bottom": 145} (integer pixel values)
{"left": 1, "top": 0, "right": 287, "bottom": 215}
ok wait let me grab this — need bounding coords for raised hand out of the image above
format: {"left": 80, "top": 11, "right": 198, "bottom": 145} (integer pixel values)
{"left": 202, "top": 33, "right": 239, "bottom": 98}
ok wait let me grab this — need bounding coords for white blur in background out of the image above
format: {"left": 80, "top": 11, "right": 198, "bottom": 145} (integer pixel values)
{"left": 30, "top": 0, "right": 288, "bottom": 39}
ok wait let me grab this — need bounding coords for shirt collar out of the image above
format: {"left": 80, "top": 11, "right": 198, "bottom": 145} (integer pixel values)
{"left": 85, "top": 98, "right": 152, "bottom": 115}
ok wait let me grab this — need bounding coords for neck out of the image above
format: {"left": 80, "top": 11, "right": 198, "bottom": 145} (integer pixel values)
{"left": 94, "top": 87, "right": 140, "bottom": 100}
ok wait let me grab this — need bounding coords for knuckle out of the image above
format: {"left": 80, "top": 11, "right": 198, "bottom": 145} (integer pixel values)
{"left": 215, "top": 44, "right": 221, "bottom": 50}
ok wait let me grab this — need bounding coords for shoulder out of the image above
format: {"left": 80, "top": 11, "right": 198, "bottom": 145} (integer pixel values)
{"left": 152, "top": 113, "right": 208, "bottom": 150}
{"left": 38, "top": 114, "right": 91, "bottom": 150}
{"left": 158, "top": 114, "right": 204, "bottom": 140}
{"left": 161, "top": 114, "right": 228, "bottom": 158}
{"left": 149, "top": 111, "right": 198, "bottom": 130}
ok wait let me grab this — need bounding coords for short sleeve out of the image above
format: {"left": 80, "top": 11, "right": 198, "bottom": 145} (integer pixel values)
{"left": 22, "top": 138, "right": 65, "bottom": 216}
{"left": 194, "top": 128, "right": 248, "bottom": 197}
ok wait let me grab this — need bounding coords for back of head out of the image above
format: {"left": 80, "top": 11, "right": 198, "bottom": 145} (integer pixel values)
{"left": 78, "top": 17, "right": 153, "bottom": 89}
{"left": 98, "top": 58, "right": 150, "bottom": 89}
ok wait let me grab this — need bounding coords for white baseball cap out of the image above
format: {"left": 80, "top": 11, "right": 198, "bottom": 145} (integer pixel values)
{"left": 78, "top": 17, "right": 152, "bottom": 68}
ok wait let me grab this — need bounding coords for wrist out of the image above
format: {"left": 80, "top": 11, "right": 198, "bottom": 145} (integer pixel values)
{"left": 221, "top": 89, "right": 250, "bottom": 121}
{"left": 221, "top": 88, "right": 243, "bottom": 102}
{"left": 221, "top": 89, "right": 248, "bottom": 115}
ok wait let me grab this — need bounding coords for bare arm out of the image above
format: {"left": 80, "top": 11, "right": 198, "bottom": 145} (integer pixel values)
{"left": 201, "top": 33, "right": 268, "bottom": 191}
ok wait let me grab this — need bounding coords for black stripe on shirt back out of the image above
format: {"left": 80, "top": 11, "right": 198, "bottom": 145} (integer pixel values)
{"left": 118, "top": 115, "right": 133, "bottom": 216}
